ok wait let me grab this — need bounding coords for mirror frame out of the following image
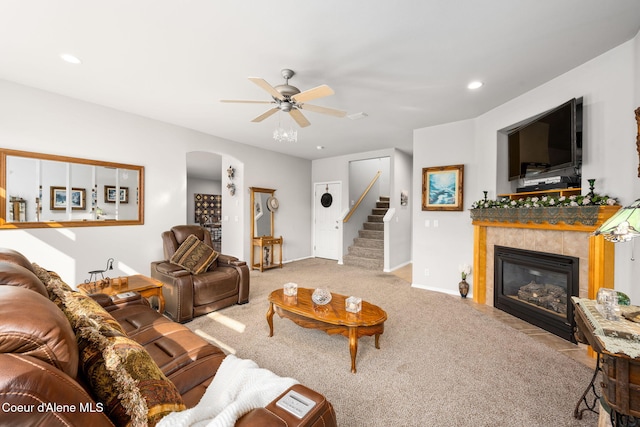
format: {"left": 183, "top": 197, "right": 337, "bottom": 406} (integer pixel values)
{"left": 249, "top": 187, "right": 275, "bottom": 238}
{"left": 0, "top": 148, "right": 144, "bottom": 229}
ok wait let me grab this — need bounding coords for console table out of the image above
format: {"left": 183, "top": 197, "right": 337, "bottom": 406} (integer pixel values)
{"left": 572, "top": 297, "right": 640, "bottom": 424}
{"left": 251, "top": 235, "right": 283, "bottom": 272}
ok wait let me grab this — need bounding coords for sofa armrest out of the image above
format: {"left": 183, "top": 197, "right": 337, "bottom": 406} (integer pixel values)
{"left": 89, "top": 292, "right": 117, "bottom": 308}
{"left": 155, "top": 261, "right": 190, "bottom": 277}
{"left": 216, "top": 255, "right": 250, "bottom": 304}
{"left": 236, "top": 385, "right": 337, "bottom": 427}
{"left": 89, "top": 291, "right": 149, "bottom": 312}
{"left": 151, "top": 261, "right": 195, "bottom": 322}
{"left": 217, "top": 254, "right": 246, "bottom": 267}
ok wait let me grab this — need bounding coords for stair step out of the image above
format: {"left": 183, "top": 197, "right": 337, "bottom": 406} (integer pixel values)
{"left": 354, "top": 237, "right": 383, "bottom": 249}
{"left": 363, "top": 222, "right": 384, "bottom": 231}
{"left": 372, "top": 208, "right": 388, "bottom": 216}
{"left": 359, "top": 229, "right": 383, "bottom": 239}
{"left": 348, "top": 245, "right": 383, "bottom": 258}
{"left": 368, "top": 214, "right": 384, "bottom": 223}
{"left": 343, "top": 254, "right": 384, "bottom": 270}
{"left": 376, "top": 201, "right": 390, "bottom": 209}
{"left": 380, "top": 196, "right": 390, "bottom": 202}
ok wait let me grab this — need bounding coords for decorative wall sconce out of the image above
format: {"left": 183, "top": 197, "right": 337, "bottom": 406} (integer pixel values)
{"left": 226, "top": 165, "right": 236, "bottom": 196}
{"left": 400, "top": 190, "right": 408, "bottom": 206}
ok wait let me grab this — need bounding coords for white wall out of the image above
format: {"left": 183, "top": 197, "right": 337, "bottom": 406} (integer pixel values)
{"left": 388, "top": 149, "right": 413, "bottom": 270}
{"left": 412, "top": 36, "right": 640, "bottom": 300}
{"left": 412, "top": 120, "right": 476, "bottom": 295}
{"left": 0, "top": 79, "right": 312, "bottom": 287}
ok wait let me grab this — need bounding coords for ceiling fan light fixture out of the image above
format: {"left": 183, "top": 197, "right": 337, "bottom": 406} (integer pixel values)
{"left": 224, "top": 68, "right": 344, "bottom": 133}
{"left": 273, "top": 126, "right": 297, "bottom": 143}
{"left": 279, "top": 101, "right": 293, "bottom": 112}
{"left": 273, "top": 111, "right": 297, "bottom": 143}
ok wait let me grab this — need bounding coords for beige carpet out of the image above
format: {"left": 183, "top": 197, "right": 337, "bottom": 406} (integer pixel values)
{"left": 185, "top": 258, "right": 599, "bottom": 427}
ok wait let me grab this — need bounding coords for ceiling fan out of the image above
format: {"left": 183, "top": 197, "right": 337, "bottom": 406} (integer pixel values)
{"left": 221, "top": 69, "right": 346, "bottom": 128}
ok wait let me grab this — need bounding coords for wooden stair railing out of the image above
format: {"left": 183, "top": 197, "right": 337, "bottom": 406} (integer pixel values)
{"left": 343, "top": 171, "right": 381, "bottom": 223}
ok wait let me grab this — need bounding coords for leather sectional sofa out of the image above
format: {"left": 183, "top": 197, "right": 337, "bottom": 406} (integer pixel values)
{"left": 0, "top": 248, "right": 336, "bottom": 426}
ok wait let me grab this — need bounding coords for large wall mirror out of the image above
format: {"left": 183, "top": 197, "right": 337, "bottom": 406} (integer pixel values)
{"left": 250, "top": 187, "right": 275, "bottom": 238}
{"left": 1, "top": 148, "right": 144, "bottom": 228}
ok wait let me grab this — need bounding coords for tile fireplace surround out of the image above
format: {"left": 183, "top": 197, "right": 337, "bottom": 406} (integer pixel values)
{"left": 471, "top": 206, "right": 620, "bottom": 307}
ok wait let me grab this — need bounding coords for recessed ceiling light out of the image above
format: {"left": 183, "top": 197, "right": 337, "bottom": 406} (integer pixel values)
{"left": 467, "top": 81, "right": 483, "bottom": 90}
{"left": 316, "top": 146, "right": 325, "bottom": 150}
{"left": 60, "top": 53, "right": 82, "bottom": 64}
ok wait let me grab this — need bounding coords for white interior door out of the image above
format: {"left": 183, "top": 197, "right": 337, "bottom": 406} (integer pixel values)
{"left": 314, "top": 182, "right": 341, "bottom": 260}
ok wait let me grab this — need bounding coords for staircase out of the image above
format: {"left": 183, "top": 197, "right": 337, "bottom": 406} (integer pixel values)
{"left": 343, "top": 196, "right": 389, "bottom": 270}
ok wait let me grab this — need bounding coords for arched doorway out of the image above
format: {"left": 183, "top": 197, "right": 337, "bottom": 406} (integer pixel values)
{"left": 187, "top": 152, "right": 223, "bottom": 250}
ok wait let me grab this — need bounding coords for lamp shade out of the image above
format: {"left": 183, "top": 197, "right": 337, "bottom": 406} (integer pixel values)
{"left": 594, "top": 199, "right": 640, "bottom": 242}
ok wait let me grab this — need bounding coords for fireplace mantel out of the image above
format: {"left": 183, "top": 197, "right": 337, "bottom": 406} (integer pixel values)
{"left": 471, "top": 205, "right": 620, "bottom": 306}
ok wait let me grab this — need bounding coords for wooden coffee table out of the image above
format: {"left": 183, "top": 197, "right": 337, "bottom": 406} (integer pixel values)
{"left": 267, "top": 287, "right": 387, "bottom": 373}
{"left": 77, "top": 274, "right": 165, "bottom": 313}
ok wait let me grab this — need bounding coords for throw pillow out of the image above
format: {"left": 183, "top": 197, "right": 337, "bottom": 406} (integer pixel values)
{"left": 170, "top": 234, "right": 218, "bottom": 274}
{"left": 76, "top": 317, "right": 185, "bottom": 427}
{"left": 31, "top": 263, "right": 74, "bottom": 307}
{"left": 62, "top": 291, "right": 128, "bottom": 336}
{"left": 30, "top": 263, "right": 186, "bottom": 426}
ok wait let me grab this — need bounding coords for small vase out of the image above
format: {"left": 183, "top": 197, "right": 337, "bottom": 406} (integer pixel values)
{"left": 459, "top": 279, "right": 469, "bottom": 298}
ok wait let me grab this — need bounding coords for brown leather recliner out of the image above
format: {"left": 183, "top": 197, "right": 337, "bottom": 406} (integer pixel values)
{"left": 151, "top": 225, "right": 250, "bottom": 323}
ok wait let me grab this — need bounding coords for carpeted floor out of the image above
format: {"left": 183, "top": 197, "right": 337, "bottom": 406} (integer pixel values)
{"left": 185, "top": 258, "right": 599, "bottom": 427}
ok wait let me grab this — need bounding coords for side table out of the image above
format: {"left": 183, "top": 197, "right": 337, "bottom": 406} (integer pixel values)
{"left": 572, "top": 297, "right": 640, "bottom": 424}
{"left": 77, "top": 274, "right": 165, "bottom": 313}
{"left": 251, "top": 235, "right": 283, "bottom": 272}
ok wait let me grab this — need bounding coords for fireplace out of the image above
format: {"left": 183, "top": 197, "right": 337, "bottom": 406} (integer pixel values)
{"left": 494, "top": 246, "right": 579, "bottom": 343}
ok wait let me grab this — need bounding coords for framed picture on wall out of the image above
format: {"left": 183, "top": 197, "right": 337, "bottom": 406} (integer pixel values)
{"left": 421, "top": 164, "right": 464, "bottom": 211}
{"left": 50, "top": 187, "right": 86, "bottom": 210}
{"left": 104, "top": 186, "right": 129, "bottom": 204}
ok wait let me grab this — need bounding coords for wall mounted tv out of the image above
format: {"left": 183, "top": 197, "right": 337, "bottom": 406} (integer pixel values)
{"left": 507, "top": 97, "right": 582, "bottom": 181}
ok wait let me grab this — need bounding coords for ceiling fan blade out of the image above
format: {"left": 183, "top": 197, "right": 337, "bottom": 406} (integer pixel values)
{"left": 249, "top": 77, "right": 284, "bottom": 100}
{"left": 291, "top": 84, "right": 334, "bottom": 103}
{"left": 299, "top": 103, "right": 347, "bottom": 118}
{"left": 220, "top": 99, "right": 274, "bottom": 104}
{"left": 289, "top": 109, "right": 311, "bottom": 128}
{"left": 251, "top": 108, "right": 279, "bottom": 123}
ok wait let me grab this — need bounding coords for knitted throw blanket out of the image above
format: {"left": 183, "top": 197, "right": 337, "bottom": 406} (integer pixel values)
{"left": 158, "top": 354, "right": 298, "bottom": 427}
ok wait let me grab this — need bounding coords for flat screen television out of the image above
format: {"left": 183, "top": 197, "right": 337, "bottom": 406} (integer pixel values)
{"left": 507, "top": 98, "right": 582, "bottom": 181}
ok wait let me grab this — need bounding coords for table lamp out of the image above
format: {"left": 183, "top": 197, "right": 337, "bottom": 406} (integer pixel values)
{"left": 594, "top": 198, "right": 640, "bottom": 261}
{"left": 594, "top": 199, "right": 640, "bottom": 243}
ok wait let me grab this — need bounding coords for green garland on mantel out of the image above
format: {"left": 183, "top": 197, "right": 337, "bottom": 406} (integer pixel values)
{"left": 469, "top": 193, "right": 618, "bottom": 226}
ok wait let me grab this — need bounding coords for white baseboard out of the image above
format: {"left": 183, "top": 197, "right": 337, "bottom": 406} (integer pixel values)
{"left": 384, "top": 260, "right": 412, "bottom": 273}
{"left": 283, "top": 256, "right": 314, "bottom": 264}
{"left": 411, "top": 283, "right": 473, "bottom": 299}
